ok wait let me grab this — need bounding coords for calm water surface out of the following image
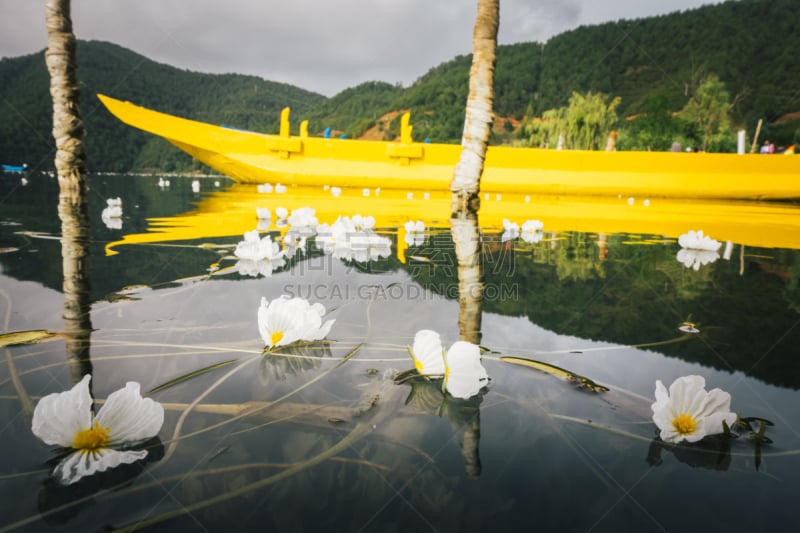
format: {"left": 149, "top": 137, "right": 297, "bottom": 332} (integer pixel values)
{"left": 1, "top": 173, "right": 800, "bottom": 532}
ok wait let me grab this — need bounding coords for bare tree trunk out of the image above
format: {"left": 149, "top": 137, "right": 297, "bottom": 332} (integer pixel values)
{"left": 46, "top": 0, "right": 93, "bottom": 383}
{"left": 450, "top": 0, "right": 499, "bottom": 212}
{"left": 451, "top": 210, "right": 483, "bottom": 345}
{"left": 45, "top": 0, "right": 88, "bottom": 202}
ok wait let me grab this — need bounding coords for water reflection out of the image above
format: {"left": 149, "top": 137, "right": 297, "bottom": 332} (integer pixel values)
{"left": 58, "top": 191, "right": 93, "bottom": 384}
{"left": 2, "top": 174, "right": 800, "bottom": 531}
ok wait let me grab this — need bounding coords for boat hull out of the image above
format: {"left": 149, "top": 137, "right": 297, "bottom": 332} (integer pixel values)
{"left": 98, "top": 94, "right": 800, "bottom": 200}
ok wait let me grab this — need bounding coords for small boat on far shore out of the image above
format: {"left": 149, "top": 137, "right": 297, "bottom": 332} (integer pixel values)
{"left": 2, "top": 164, "right": 27, "bottom": 173}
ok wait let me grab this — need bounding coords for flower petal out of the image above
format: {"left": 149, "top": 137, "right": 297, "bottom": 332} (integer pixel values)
{"left": 411, "top": 330, "right": 445, "bottom": 376}
{"left": 444, "top": 341, "right": 488, "bottom": 399}
{"left": 32, "top": 374, "right": 93, "bottom": 447}
{"left": 53, "top": 448, "right": 148, "bottom": 485}
{"left": 95, "top": 382, "right": 164, "bottom": 446}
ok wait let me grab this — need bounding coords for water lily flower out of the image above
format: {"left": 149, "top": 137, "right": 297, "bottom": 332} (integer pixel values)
{"left": 316, "top": 216, "right": 391, "bottom": 262}
{"left": 678, "top": 229, "right": 721, "bottom": 252}
{"left": 501, "top": 219, "right": 519, "bottom": 242}
{"left": 407, "top": 330, "right": 489, "bottom": 399}
{"left": 676, "top": 249, "right": 719, "bottom": 270}
{"left": 258, "top": 296, "right": 335, "bottom": 349}
{"left": 404, "top": 220, "right": 426, "bottom": 246}
{"left": 444, "top": 341, "right": 489, "bottom": 399}
{"left": 651, "top": 375, "right": 737, "bottom": 444}
{"left": 256, "top": 207, "right": 271, "bottom": 220}
{"left": 234, "top": 230, "right": 283, "bottom": 261}
{"left": 409, "top": 329, "right": 446, "bottom": 376}
{"left": 520, "top": 219, "right": 544, "bottom": 243}
{"left": 31, "top": 374, "right": 164, "bottom": 485}
{"left": 287, "top": 207, "right": 318, "bottom": 231}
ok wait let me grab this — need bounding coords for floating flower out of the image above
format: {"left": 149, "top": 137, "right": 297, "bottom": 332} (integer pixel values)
{"left": 444, "top": 341, "right": 489, "bottom": 399}
{"left": 501, "top": 219, "right": 519, "bottom": 242}
{"left": 234, "top": 230, "right": 285, "bottom": 275}
{"left": 316, "top": 216, "right": 391, "bottom": 262}
{"left": 31, "top": 374, "right": 164, "bottom": 485}
{"left": 103, "top": 197, "right": 122, "bottom": 218}
{"left": 520, "top": 219, "right": 544, "bottom": 243}
{"left": 407, "top": 330, "right": 489, "bottom": 399}
{"left": 287, "top": 207, "right": 318, "bottom": 231}
{"left": 409, "top": 329, "right": 446, "bottom": 376}
{"left": 256, "top": 207, "right": 271, "bottom": 220}
{"left": 676, "top": 249, "right": 719, "bottom": 271}
{"left": 678, "top": 230, "right": 721, "bottom": 252}
{"left": 404, "top": 220, "right": 426, "bottom": 246}
{"left": 257, "top": 296, "right": 335, "bottom": 349}
{"left": 651, "top": 375, "right": 737, "bottom": 444}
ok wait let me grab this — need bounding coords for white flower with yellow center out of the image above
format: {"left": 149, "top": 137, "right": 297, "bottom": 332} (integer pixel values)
{"left": 444, "top": 341, "right": 489, "bottom": 399}
{"left": 501, "top": 219, "right": 519, "bottom": 242}
{"left": 408, "top": 331, "right": 489, "bottom": 399}
{"left": 409, "top": 329, "right": 446, "bottom": 376}
{"left": 651, "top": 375, "right": 737, "bottom": 444}
{"left": 258, "top": 296, "right": 335, "bottom": 349}
{"left": 31, "top": 374, "right": 164, "bottom": 485}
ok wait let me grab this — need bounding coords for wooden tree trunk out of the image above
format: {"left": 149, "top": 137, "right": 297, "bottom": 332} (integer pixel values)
{"left": 45, "top": 0, "right": 88, "bottom": 202}
{"left": 46, "top": 0, "right": 93, "bottom": 383}
{"left": 450, "top": 0, "right": 499, "bottom": 211}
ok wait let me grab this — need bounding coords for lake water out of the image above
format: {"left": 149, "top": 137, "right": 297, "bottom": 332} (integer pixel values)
{"left": 1, "top": 172, "right": 800, "bottom": 532}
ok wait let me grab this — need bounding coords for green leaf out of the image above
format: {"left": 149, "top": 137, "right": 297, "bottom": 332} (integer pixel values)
{"left": 147, "top": 359, "right": 237, "bottom": 395}
{"left": 0, "top": 330, "right": 56, "bottom": 347}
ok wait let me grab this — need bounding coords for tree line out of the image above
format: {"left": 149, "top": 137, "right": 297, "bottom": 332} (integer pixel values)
{"left": 0, "top": 0, "right": 798, "bottom": 172}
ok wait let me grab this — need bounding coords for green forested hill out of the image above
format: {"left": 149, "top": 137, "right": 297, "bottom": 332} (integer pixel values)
{"left": 1, "top": 0, "right": 798, "bottom": 172}
{"left": 0, "top": 41, "right": 325, "bottom": 173}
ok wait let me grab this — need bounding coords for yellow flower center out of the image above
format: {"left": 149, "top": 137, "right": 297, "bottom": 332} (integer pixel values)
{"left": 672, "top": 413, "right": 697, "bottom": 436}
{"left": 414, "top": 358, "right": 425, "bottom": 374}
{"left": 270, "top": 331, "right": 284, "bottom": 346}
{"left": 73, "top": 421, "right": 110, "bottom": 450}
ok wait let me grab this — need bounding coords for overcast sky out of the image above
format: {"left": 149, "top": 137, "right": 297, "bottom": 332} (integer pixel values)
{"left": 1, "top": 0, "right": 720, "bottom": 97}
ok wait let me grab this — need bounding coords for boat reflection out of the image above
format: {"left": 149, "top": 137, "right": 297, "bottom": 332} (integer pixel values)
{"left": 105, "top": 183, "right": 800, "bottom": 256}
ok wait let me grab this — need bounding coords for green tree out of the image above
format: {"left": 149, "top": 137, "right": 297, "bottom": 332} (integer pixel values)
{"left": 563, "top": 91, "right": 621, "bottom": 150}
{"left": 680, "top": 73, "right": 732, "bottom": 152}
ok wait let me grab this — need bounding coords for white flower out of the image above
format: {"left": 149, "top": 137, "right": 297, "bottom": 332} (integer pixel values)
{"left": 316, "top": 216, "right": 390, "bottom": 262}
{"left": 404, "top": 220, "right": 426, "bottom": 246}
{"left": 520, "top": 220, "right": 544, "bottom": 243}
{"left": 31, "top": 374, "right": 164, "bottom": 485}
{"left": 256, "top": 207, "right": 271, "bottom": 220}
{"left": 676, "top": 249, "right": 719, "bottom": 270}
{"left": 501, "top": 219, "right": 519, "bottom": 242}
{"left": 258, "top": 296, "right": 335, "bottom": 349}
{"left": 678, "top": 230, "right": 721, "bottom": 252}
{"left": 409, "top": 329, "right": 446, "bottom": 376}
{"left": 407, "top": 331, "right": 489, "bottom": 399}
{"left": 287, "top": 207, "right": 318, "bottom": 231}
{"left": 444, "top": 341, "right": 489, "bottom": 399}
{"left": 257, "top": 183, "right": 273, "bottom": 193}
{"left": 234, "top": 230, "right": 284, "bottom": 263}
{"left": 651, "top": 375, "right": 737, "bottom": 444}
{"left": 102, "top": 197, "right": 123, "bottom": 221}
{"left": 331, "top": 187, "right": 342, "bottom": 197}
{"left": 275, "top": 183, "right": 287, "bottom": 194}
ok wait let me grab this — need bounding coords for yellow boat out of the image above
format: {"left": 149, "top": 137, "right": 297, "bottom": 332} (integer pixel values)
{"left": 97, "top": 94, "right": 800, "bottom": 200}
{"left": 105, "top": 184, "right": 800, "bottom": 256}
